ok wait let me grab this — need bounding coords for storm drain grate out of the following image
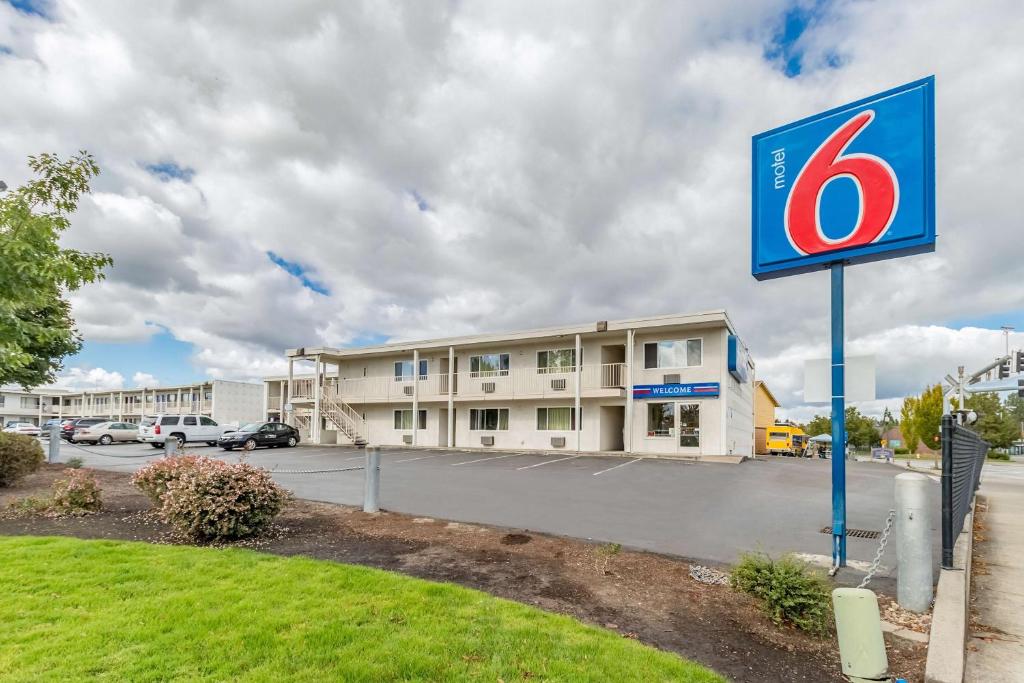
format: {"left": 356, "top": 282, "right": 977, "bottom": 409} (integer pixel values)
{"left": 820, "top": 526, "right": 881, "bottom": 540}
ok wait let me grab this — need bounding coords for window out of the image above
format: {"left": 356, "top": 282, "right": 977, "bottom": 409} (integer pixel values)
{"left": 0, "top": 396, "right": 4, "bottom": 407}
{"left": 394, "top": 360, "right": 428, "bottom": 381}
{"left": 393, "top": 409, "right": 427, "bottom": 430}
{"left": 647, "top": 403, "right": 674, "bottom": 437}
{"left": 160, "top": 416, "right": 179, "bottom": 426}
{"left": 183, "top": 416, "right": 198, "bottom": 426}
{"left": 643, "top": 339, "right": 702, "bottom": 369}
{"left": 470, "top": 353, "right": 509, "bottom": 378}
{"left": 536, "top": 349, "right": 577, "bottom": 373}
{"left": 536, "top": 407, "right": 577, "bottom": 430}
{"left": 21, "top": 397, "right": 40, "bottom": 409}
{"left": 200, "top": 417, "right": 217, "bottom": 426}
{"left": 469, "top": 408, "right": 509, "bottom": 430}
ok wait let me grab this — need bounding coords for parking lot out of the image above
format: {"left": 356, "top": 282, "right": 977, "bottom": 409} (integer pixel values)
{"left": 51, "top": 438, "right": 933, "bottom": 576}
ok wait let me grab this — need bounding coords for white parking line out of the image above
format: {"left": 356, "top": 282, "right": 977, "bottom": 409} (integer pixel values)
{"left": 592, "top": 458, "right": 641, "bottom": 476}
{"left": 452, "top": 453, "right": 523, "bottom": 466}
{"left": 517, "top": 455, "right": 582, "bottom": 470}
{"left": 395, "top": 453, "right": 453, "bottom": 463}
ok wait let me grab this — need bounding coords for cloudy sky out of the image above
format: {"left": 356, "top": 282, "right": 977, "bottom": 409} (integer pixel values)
{"left": 2, "top": 0, "right": 1021, "bottom": 419}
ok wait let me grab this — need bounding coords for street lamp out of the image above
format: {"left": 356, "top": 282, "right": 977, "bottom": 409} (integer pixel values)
{"left": 1001, "top": 325, "right": 1015, "bottom": 356}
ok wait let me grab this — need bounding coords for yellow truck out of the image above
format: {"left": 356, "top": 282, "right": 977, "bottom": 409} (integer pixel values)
{"left": 766, "top": 424, "right": 809, "bottom": 456}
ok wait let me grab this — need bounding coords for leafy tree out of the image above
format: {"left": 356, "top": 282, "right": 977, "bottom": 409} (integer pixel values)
{"left": 965, "top": 392, "right": 1018, "bottom": 448}
{"left": 0, "top": 152, "right": 111, "bottom": 388}
{"left": 804, "top": 414, "right": 831, "bottom": 437}
{"left": 879, "top": 406, "right": 897, "bottom": 433}
{"left": 900, "top": 396, "right": 919, "bottom": 452}
{"left": 845, "top": 407, "right": 880, "bottom": 449}
{"left": 910, "top": 385, "right": 944, "bottom": 451}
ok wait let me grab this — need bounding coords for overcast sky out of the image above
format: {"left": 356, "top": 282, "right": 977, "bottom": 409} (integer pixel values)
{"left": 2, "top": 0, "right": 1022, "bottom": 420}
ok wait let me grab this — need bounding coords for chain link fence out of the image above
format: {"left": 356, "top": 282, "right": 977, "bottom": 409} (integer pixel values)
{"left": 940, "top": 414, "right": 989, "bottom": 569}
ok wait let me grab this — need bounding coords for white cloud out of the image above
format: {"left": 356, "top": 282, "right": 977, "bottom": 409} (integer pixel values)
{"left": 132, "top": 372, "right": 159, "bottom": 388}
{"left": 0, "top": 1, "right": 1021, "bottom": 416}
{"left": 52, "top": 367, "right": 125, "bottom": 391}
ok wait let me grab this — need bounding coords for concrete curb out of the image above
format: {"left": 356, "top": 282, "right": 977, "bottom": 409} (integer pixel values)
{"left": 924, "top": 501, "right": 975, "bottom": 683}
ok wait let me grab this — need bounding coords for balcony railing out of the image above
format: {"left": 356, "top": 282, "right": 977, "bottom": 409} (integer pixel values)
{"left": 304, "top": 363, "right": 626, "bottom": 403}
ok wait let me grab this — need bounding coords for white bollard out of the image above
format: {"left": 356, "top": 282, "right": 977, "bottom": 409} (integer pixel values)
{"left": 895, "top": 472, "right": 933, "bottom": 612}
{"left": 164, "top": 437, "right": 180, "bottom": 457}
{"left": 48, "top": 424, "right": 61, "bottom": 463}
{"left": 363, "top": 446, "right": 380, "bottom": 513}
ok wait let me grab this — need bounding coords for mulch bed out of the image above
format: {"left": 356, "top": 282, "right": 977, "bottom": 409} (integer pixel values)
{"left": 1, "top": 465, "right": 927, "bottom": 682}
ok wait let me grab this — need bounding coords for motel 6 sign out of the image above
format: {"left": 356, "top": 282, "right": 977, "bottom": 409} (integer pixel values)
{"left": 751, "top": 76, "right": 935, "bottom": 279}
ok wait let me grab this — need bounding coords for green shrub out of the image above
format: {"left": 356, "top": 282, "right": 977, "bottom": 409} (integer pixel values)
{"left": 730, "top": 553, "right": 832, "bottom": 636}
{"left": 893, "top": 447, "right": 910, "bottom": 455}
{"left": 65, "top": 457, "right": 85, "bottom": 469}
{"left": 155, "top": 457, "right": 290, "bottom": 541}
{"left": 50, "top": 470, "right": 103, "bottom": 516}
{"left": 0, "top": 432, "right": 45, "bottom": 487}
{"left": 987, "top": 451, "right": 1010, "bottom": 461}
{"left": 131, "top": 455, "right": 202, "bottom": 505}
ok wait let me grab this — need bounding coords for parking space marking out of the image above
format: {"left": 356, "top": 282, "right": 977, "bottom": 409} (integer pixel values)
{"left": 592, "top": 458, "right": 642, "bottom": 476}
{"left": 395, "top": 453, "right": 453, "bottom": 463}
{"left": 452, "top": 453, "right": 523, "bottom": 467}
{"left": 517, "top": 455, "right": 581, "bottom": 470}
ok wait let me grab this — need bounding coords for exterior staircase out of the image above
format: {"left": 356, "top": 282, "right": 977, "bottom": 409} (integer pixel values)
{"left": 321, "top": 391, "right": 367, "bottom": 446}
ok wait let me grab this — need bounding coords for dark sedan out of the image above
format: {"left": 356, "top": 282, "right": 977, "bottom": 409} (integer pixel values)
{"left": 218, "top": 422, "right": 299, "bottom": 451}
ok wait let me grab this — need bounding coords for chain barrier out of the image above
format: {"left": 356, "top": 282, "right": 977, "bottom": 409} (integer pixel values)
{"left": 266, "top": 465, "right": 366, "bottom": 475}
{"left": 857, "top": 508, "right": 896, "bottom": 589}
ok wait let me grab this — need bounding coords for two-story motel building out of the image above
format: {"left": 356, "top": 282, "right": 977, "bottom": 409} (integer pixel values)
{"left": 273, "top": 310, "right": 755, "bottom": 457}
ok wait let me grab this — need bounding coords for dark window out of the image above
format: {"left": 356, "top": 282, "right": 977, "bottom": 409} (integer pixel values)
{"left": 160, "top": 417, "right": 179, "bottom": 426}
{"left": 199, "top": 417, "right": 216, "bottom": 426}
{"left": 183, "top": 416, "right": 198, "bottom": 426}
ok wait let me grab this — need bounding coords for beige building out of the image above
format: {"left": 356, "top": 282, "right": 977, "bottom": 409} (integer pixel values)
{"left": 270, "top": 310, "right": 756, "bottom": 457}
{"left": 4, "top": 380, "right": 263, "bottom": 427}
{"left": 753, "top": 380, "right": 780, "bottom": 455}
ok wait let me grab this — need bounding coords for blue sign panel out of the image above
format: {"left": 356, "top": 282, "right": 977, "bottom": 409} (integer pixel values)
{"left": 752, "top": 77, "right": 935, "bottom": 280}
{"left": 727, "top": 335, "right": 749, "bottom": 383}
{"left": 633, "top": 383, "right": 720, "bottom": 399}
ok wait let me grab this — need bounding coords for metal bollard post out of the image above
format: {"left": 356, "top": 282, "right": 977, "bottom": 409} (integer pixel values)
{"left": 164, "top": 437, "right": 179, "bottom": 457}
{"left": 895, "top": 472, "right": 933, "bottom": 612}
{"left": 363, "top": 445, "right": 380, "bottom": 513}
{"left": 48, "top": 424, "right": 61, "bottom": 464}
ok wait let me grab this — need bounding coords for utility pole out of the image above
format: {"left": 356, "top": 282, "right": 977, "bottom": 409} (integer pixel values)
{"left": 1001, "top": 325, "right": 1015, "bottom": 356}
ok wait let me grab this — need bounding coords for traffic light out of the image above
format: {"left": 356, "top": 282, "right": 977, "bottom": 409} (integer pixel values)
{"left": 998, "top": 358, "right": 1012, "bottom": 379}
{"left": 1019, "top": 378, "right": 1024, "bottom": 399}
{"left": 1016, "top": 350, "right": 1024, "bottom": 374}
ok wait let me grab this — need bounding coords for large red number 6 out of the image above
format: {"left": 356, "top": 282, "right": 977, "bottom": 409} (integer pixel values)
{"left": 784, "top": 110, "right": 899, "bottom": 255}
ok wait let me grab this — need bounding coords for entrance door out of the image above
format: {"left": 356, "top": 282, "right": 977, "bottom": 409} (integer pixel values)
{"left": 677, "top": 403, "right": 700, "bottom": 451}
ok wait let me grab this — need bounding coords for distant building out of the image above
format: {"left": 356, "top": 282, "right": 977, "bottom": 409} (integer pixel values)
{"left": 753, "top": 381, "right": 779, "bottom": 455}
{"left": 2, "top": 380, "right": 263, "bottom": 427}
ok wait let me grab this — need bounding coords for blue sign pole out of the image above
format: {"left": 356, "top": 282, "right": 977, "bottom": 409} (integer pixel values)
{"left": 830, "top": 262, "right": 847, "bottom": 567}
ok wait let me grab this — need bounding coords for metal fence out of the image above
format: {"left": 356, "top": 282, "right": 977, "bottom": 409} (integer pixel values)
{"left": 940, "top": 414, "right": 989, "bottom": 569}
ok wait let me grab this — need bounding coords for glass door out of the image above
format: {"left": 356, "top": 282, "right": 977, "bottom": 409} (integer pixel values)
{"left": 677, "top": 403, "right": 700, "bottom": 449}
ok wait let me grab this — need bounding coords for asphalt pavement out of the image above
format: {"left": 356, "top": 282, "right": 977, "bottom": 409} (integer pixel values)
{"left": 51, "top": 439, "right": 931, "bottom": 578}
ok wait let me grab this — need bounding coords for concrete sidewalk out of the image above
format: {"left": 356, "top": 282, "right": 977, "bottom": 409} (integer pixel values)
{"left": 965, "top": 478, "right": 1024, "bottom": 682}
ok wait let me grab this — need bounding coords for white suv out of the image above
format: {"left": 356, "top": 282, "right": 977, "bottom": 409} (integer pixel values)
{"left": 139, "top": 415, "right": 228, "bottom": 448}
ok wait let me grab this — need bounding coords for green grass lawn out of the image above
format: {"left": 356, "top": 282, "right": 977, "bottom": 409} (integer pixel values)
{"left": 0, "top": 536, "right": 722, "bottom": 682}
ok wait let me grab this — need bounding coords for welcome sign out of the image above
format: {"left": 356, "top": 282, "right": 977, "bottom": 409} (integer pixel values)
{"left": 632, "top": 383, "right": 720, "bottom": 399}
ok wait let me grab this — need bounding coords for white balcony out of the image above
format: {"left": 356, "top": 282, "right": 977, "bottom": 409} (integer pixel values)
{"left": 291, "top": 363, "right": 627, "bottom": 404}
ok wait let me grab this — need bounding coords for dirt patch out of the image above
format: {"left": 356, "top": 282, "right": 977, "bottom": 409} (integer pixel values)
{"left": 1, "top": 465, "right": 927, "bottom": 682}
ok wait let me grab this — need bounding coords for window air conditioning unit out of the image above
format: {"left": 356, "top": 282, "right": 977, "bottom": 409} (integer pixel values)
{"left": 402, "top": 434, "right": 413, "bottom": 445}
{"left": 550, "top": 378, "right": 567, "bottom": 391}
{"left": 664, "top": 374, "right": 681, "bottom": 384}
{"left": 550, "top": 436, "right": 566, "bottom": 448}
{"left": 403, "top": 386, "right": 414, "bottom": 396}
{"left": 480, "top": 435, "right": 494, "bottom": 446}
{"left": 482, "top": 382, "right": 496, "bottom": 393}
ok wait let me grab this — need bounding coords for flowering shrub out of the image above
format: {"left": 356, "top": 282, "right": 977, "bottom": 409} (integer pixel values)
{"left": 0, "top": 432, "right": 45, "bottom": 487}
{"left": 132, "top": 455, "right": 203, "bottom": 505}
{"left": 138, "top": 456, "right": 289, "bottom": 541}
{"left": 50, "top": 469, "right": 103, "bottom": 516}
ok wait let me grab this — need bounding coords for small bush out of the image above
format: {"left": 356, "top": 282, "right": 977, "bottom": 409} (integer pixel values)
{"left": 0, "top": 432, "right": 45, "bottom": 487}
{"left": 893, "top": 447, "right": 910, "bottom": 455}
{"left": 50, "top": 470, "right": 103, "bottom": 516}
{"left": 987, "top": 451, "right": 1010, "bottom": 461}
{"left": 132, "top": 455, "right": 202, "bottom": 505}
{"left": 731, "top": 553, "right": 832, "bottom": 636}
{"left": 66, "top": 457, "right": 85, "bottom": 469}
{"left": 157, "top": 457, "right": 290, "bottom": 541}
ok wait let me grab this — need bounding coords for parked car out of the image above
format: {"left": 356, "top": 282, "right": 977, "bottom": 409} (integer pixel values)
{"left": 60, "top": 418, "right": 108, "bottom": 441}
{"left": 40, "top": 418, "right": 63, "bottom": 437}
{"left": 3, "top": 422, "right": 41, "bottom": 437}
{"left": 71, "top": 421, "right": 140, "bottom": 445}
{"left": 139, "top": 415, "right": 228, "bottom": 448}
{"left": 219, "top": 422, "right": 299, "bottom": 451}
